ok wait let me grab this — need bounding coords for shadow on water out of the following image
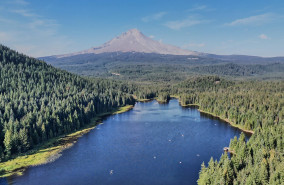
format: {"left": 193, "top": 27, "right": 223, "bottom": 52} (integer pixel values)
{"left": 158, "top": 101, "right": 170, "bottom": 106}
{"left": 181, "top": 105, "right": 199, "bottom": 110}
{"left": 199, "top": 111, "right": 252, "bottom": 138}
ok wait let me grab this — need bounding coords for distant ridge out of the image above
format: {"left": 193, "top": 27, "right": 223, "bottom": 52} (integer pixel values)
{"left": 55, "top": 28, "right": 199, "bottom": 58}
{"left": 40, "top": 28, "right": 284, "bottom": 66}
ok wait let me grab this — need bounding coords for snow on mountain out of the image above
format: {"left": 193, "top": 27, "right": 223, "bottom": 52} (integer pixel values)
{"left": 56, "top": 28, "right": 199, "bottom": 58}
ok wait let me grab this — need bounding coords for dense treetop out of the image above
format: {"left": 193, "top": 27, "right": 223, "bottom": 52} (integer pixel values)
{"left": 0, "top": 45, "right": 135, "bottom": 162}
{"left": 0, "top": 44, "right": 283, "bottom": 184}
{"left": 173, "top": 77, "right": 284, "bottom": 184}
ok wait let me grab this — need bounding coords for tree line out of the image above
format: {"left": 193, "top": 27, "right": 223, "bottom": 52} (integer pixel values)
{"left": 0, "top": 45, "right": 135, "bottom": 161}
{"left": 170, "top": 76, "right": 283, "bottom": 184}
{"left": 0, "top": 44, "right": 283, "bottom": 184}
{"left": 126, "top": 76, "right": 284, "bottom": 184}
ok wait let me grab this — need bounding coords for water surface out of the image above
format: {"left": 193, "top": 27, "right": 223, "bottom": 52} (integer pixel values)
{"left": 1, "top": 99, "right": 249, "bottom": 185}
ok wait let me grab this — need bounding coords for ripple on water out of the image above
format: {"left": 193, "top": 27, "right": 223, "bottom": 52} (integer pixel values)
{"left": 5, "top": 99, "right": 250, "bottom": 185}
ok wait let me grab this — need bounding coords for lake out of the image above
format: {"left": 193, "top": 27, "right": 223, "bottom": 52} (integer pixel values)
{"left": 1, "top": 99, "right": 249, "bottom": 185}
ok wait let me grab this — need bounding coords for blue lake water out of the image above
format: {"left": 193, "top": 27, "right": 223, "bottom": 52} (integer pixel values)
{"left": 1, "top": 99, "right": 249, "bottom": 185}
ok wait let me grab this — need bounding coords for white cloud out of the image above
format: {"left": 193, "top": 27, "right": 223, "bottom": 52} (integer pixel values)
{"left": 226, "top": 13, "right": 274, "bottom": 26}
{"left": 142, "top": 12, "right": 167, "bottom": 22}
{"left": 259, "top": 34, "right": 268, "bottom": 40}
{"left": 149, "top": 35, "right": 155, "bottom": 39}
{"left": 0, "top": 1, "right": 74, "bottom": 57}
{"left": 164, "top": 16, "right": 207, "bottom": 30}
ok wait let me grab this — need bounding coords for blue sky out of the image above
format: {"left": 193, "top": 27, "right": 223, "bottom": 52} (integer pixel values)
{"left": 0, "top": 0, "right": 283, "bottom": 57}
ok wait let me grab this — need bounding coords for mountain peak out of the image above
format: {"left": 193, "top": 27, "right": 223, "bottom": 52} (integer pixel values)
{"left": 126, "top": 28, "right": 141, "bottom": 35}
{"left": 56, "top": 29, "right": 199, "bottom": 58}
{"left": 116, "top": 28, "right": 144, "bottom": 40}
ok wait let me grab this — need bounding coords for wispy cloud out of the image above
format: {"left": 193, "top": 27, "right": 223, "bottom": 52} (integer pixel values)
{"left": 0, "top": 31, "right": 12, "bottom": 42}
{"left": 142, "top": 12, "right": 167, "bottom": 22}
{"left": 8, "top": 0, "right": 29, "bottom": 5}
{"left": 0, "top": 16, "right": 14, "bottom": 23}
{"left": 11, "top": 9, "right": 37, "bottom": 17}
{"left": 226, "top": 13, "right": 274, "bottom": 26}
{"left": 183, "top": 42, "right": 205, "bottom": 48}
{"left": 0, "top": 1, "right": 73, "bottom": 57}
{"left": 164, "top": 16, "right": 208, "bottom": 30}
{"left": 259, "top": 34, "right": 268, "bottom": 40}
{"left": 187, "top": 4, "right": 215, "bottom": 12}
{"left": 10, "top": 9, "right": 37, "bottom": 17}
{"left": 188, "top": 5, "right": 207, "bottom": 12}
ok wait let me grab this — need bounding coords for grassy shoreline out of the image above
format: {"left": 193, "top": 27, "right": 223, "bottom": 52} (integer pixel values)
{"left": 0, "top": 96, "right": 254, "bottom": 178}
{"left": 0, "top": 105, "right": 134, "bottom": 178}
{"left": 155, "top": 98, "right": 169, "bottom": 104}
{"left": 132, "top": 95, "right": 153, "bottom": 102}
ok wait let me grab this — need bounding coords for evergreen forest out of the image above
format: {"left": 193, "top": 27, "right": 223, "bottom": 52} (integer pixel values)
{"left": 0, "top": 45, "right": 283, "bottom": 184}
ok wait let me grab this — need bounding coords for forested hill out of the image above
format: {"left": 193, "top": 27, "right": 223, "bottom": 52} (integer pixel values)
{"left": 0, "top": 44, "right": 135, "bottom": 161}
{"left": 41, "top": 52, "right": 284, "bottom": 81}
{"left": 172, "top": 77, "right": 284, "bottom": 184}
{"left": 1, "top": 44, "right": 283, "bottom": 184}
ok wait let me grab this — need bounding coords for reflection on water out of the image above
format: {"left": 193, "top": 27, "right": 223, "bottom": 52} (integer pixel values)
{"left": 1, "top": 99, "right": 249, "bottom": 185}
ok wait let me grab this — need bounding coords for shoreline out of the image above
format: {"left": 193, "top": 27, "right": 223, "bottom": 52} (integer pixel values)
{"left": 176, "top": 98, "right": 254, "bottom": 135}
{"left": 0, "top": 105, "right": 134, "bottom": 178}
{"left": 197, "top": 109, "right": 254, "bottom": 135}
{"left": 137, "top": 97, "right": 253, "bottom": 135}
{"left": 155, "top": 98, "right": 169, "bottom": 104}
{"left": 0, "top": 97, "right": 254, "bottom": 178}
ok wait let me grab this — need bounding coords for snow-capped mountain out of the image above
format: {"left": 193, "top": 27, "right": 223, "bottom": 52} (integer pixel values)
{"left": 55, "top": 28, "right": 199, "bottom": 58}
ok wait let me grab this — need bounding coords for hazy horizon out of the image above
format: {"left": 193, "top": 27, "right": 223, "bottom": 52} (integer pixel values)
{"left": 0, "top": 0, "right": 283, "bottom": 57}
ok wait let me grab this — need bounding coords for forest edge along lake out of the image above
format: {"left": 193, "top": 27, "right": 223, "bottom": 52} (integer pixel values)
{"left": 0, "top": 105, "right": 134, "bottom": 178}
{"left": 1, "top": 98, "right": 251, "bottom": 185}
